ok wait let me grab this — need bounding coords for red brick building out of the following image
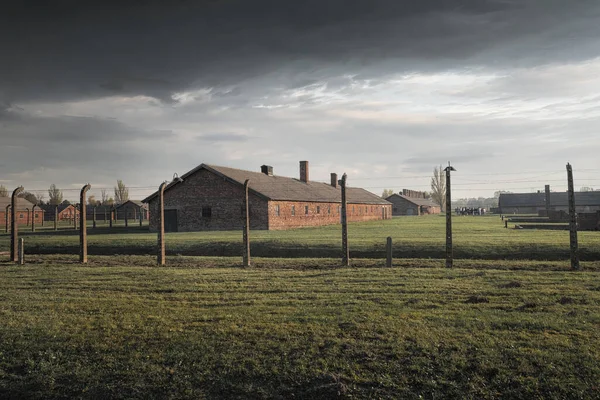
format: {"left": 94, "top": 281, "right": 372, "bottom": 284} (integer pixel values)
{"left": 386, "top": 190, "right": 441, "bottom": 216}
{"left": 0, "top": 197, "right": 43, "bottom": 226}
{"left": 143, "top": 161, "right": 392, "bottom": 232}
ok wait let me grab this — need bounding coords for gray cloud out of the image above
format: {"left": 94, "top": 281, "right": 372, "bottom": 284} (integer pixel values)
{"left": 1, "top": 1, "right": 599, "bottom": 104}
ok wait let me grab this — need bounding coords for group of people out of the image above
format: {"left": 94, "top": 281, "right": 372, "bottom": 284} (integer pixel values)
{"left": 455, "top": 207, "right": 486, "bottom": 216}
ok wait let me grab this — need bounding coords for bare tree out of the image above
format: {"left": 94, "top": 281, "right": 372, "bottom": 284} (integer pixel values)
{"left": 35, "top": 192, "right": 45, "bottom": 205}
{"left": 101, "top": 189, "right": 108, "bottom": 205}
{"left": 381, "top": 189, "right": 394, "bottom": 198}
{"left": 48, "top": 184, "right": 63, "bottom": 205}
{"left": 0, "top": 185, "right": 7, "bottom": 197}
{"left": 430, "top": 165, "right": 446, "bottom": 212}
{"left": 114, "top": 180, "right": 129, "bottom": 205}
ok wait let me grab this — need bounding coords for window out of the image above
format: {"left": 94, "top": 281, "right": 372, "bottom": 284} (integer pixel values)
{"left": 305, "top": 205, "right": 309, "bottom": 215}
{"left": 316, "top": 206, "right": 320, "bottom": 214}
{"left": 275, "top": 205, "right": 280, "bottom": 216}
{"left": 365, "top": 206, "right": 368, "bottom": 213}
{"left": 202, "top": 206, "right": 212, "bottom": 218}
{"left": 291, "top": 205, "right": 295, "bottom": 216}
{"left": 19, "top": 213, "right": 24, "bottom": 219}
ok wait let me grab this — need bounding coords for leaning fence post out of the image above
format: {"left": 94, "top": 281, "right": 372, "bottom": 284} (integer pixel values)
{"left": 386, "top": 236, "right": 393, "bottom": 267}
{"left": 10, "top": 186, "right": 24, "bottom": 262}
{"left": 242, "top": 179, "right": 251, "bottom": 267}
{"left": 566, "top": 163, "right": 580, "bottom": 270}
{"left": 80, "top": 184, "right": 91, "bottom": 263}
{"left": 18, "top": 238, "right": 24, "bottom": 265}
{"left": 341, "top": 173, "right": 349, "bottom": 266}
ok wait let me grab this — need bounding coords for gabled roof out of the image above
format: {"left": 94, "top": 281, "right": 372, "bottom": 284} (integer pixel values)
{"left": 143, "top": 163, "right": 391, "bottom": 205}
{"left": 386, "top": 194, "right": 440, "bottom": 207}
{"left": 499, "top": 191, "right": 600, "bottom": 208}
{"left": 0, "top": 197, "right": 37, "bottom": 210}
{"left": 116, "top": 200, "right": 148, "bottom": 210}
{"left": 39, "top": 204, "right": 77, "bottom": 213}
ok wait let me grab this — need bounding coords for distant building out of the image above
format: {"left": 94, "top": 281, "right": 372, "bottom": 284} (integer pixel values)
{"left": 116, "top": 200, "right": 149, "bottom": 221}
{"left": 0, "top": 197, "right": 44, "bottom": 226}
{"left": 143, "top": 161, "right": 392, "bottom": 232}
{"left": 498, "top": 191, "right": 600, "bottom": 214}
{"left": 40, "top": 204, "right": 80, "bottom": 222}
{"left": 386, "top": 189, "right": 441, "bottom": 216}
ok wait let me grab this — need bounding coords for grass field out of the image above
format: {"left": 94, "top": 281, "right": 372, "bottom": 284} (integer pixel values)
{"left": 1, "top": 215, "right": 599, "bottom": 261}
{"left": 0, "top": 255, "right": 599, "bottom": 398}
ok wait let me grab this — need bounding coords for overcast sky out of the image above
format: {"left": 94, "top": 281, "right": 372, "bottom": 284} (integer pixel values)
{"left": 2, "top": 0, "right": 600, "bottom": 201}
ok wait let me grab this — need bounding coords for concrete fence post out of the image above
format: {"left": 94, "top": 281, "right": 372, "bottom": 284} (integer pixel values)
{"left": 444, "top": 163, "right": 456, "bottom": 268}
{"left": 243, "top": 179, "right": 251, "bottom": 267}
{"left": 10, "top": 186, "right": 24, "bottom": 262}
{"left": 26, "top": 208, "right": 30, "bottom": 226}
{"left": 158, "top": 182, "right": 168, "bottom": 265}
{"left": 139, "top": 206, "right": 143, "bottom": 227}
{"left": 80, "top": 184, "right": 91, "bottom": 263}
{"left": 386, "top": 236, "right": 393, "bottom": 267}
{"left": 31, "top": 204, "right": 37, "bottom": 232}
{"left": 566, "top": 163, "right": 580, "bottom": 270}
{"left": 18, "top": 238, "right": 24, "bottom": 265}
{"left": 93, "top": 207, "right": 97, "bottom": 228}
{"left": 124, "top": 207, "right": 128, "bottom": 228}
{"left": 109, "top": 209, "right": 113, "bottom": 228}
{"left": 5, "top": 205, "right": 10, "bottom": 233}
{"left": 73, "top": 206, "right": 77, "bottom": 230}
{"left": 41, "top": 209, "right": 45, "bottom": 227}
{"left": 54, "top": 206, "right": 58, "bottom": 231}
{"left": 341, "top": 173, "right": 349, "bottom": 266}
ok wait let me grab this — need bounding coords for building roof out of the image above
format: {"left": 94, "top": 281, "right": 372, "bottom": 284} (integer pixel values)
{"left": 39, "top": 204, "right": 77, "bottom": 213}
{"left": 143, "top": 163, "right": 391, "bottom": 205}
{"left": 498, "top": 191, "right": 600, "bottom": 208}
{"left": 386, "top": 193, "right": 440, "bottom": 208}
{"left": 0, "top": 197, "right": 37, "bottom": 210}
{"left": 116, "top": 200, "right": 148, "bottom": 210}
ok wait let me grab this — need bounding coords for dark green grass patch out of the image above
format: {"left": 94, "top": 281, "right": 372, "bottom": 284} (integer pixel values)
{"left": 0, "top": 256, "right": 599, "bottom": 398}
{"left": 1, "top": 215, "right": 599, "bottom": 261}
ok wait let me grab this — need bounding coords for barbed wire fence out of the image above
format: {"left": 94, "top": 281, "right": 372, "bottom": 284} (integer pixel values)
{"left": 1, "top": 165, "right": 598, "bottom": 268}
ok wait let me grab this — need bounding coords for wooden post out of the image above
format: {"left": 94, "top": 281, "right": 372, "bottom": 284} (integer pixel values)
{"left": 243, "top": 179, "right": 251, "bottom": 267}
{"left": 93, "top": 207, "right": 97, "bottom": 228}
{"left": 341, "top": 173, "right": 349, "bottom": 266}
{"left": 54, "top": 206, "right": 58, "bottom": 231}
{"left": 386, "top": 236, "right": 392, "bottom": 267}
{"left": 158, "top": 182, "right": 167, "bottom": 265}
{"left": 10, "top": 186, "right": 24, "bottom": 262}
{"left": 504, "top": 220, "right": 508, "bottom": 229}
{"left": 18, "top": 238, "right": 24, "bottom": 265}
{"left": 80, "top": 184, "right": 91, "bottom": 263}
{"left": 124, "top": 206, "right": 128, "bottom": 227}
{"left": 31, "top": 204, "right": 36, "bottom": 232}
{"left": 109, "top": 209, "right": 113, "bottom": 228}
{"left": 139, "top": 206, "right": 143, "bottom": 227}
{"left": 5, "top": 205, "right": 10, "bottom": 233}
{"left": 444, "top": 164, "right": 456, "bottom": 268}
{"left": 41, "top": 209, "right": 44, "bottom": 227}
{"left": 566, "top": 163, "right": 579, "bottom": 270}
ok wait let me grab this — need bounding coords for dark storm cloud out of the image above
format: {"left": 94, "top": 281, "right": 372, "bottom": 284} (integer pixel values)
{"left": 2, "top": 0, "right": 599, "bottom": 104}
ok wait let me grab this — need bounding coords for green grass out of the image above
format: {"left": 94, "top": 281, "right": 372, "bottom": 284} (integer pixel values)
{"left": 1, "top": 215, "right": 598, "bottom": 261}
{"left": 0, "top": 255, "right": 599, "bottom": 398}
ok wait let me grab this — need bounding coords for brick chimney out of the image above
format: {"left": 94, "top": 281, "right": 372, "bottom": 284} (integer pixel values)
{"left": 261, "top": 165, "right": 273, "bottom": 176}
{"left": 330, "top": 173, "right": 338, "bottom": 188}
{"left": 300, "top": 161, "right": 309, "bottom": 183}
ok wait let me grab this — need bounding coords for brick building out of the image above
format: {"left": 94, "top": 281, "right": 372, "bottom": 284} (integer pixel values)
{"left": 1, "top": 197, "right": 43, "bottom": 226}
{"left": 386, "top": 190, "right": 441, "bottom": 216}
{"left": 40, "top": 204, "right": 80, "bottom": 222}
{"left": 116, "top": 200, "right": 149, "bottom": 221}
{"left": 143, "top": 161, "right": 392, "bottom": 232}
